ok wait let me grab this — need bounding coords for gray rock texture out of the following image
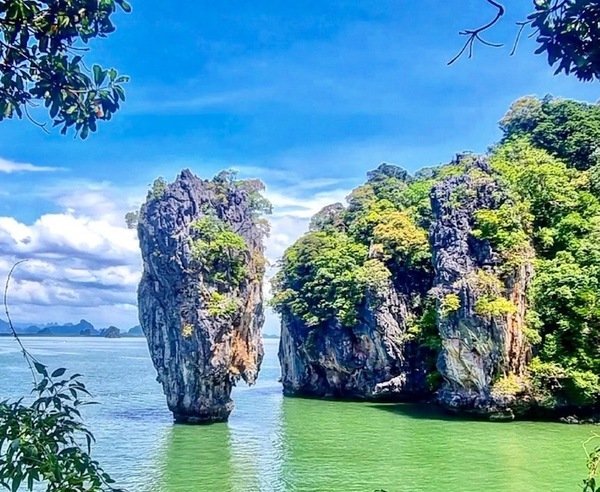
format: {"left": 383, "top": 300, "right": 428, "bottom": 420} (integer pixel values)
{"left": 430, "top": 158, "right": 532, "bottom": 416}
{"left": 137, "top": 170, "right": 266, "bottom": 424}
{"left": 279, "top": 278, "right": 429, "bottom": 400}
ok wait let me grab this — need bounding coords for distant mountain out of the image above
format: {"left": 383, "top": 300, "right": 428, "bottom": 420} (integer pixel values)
{"left": 33, "top": 319, "right": 96, "bottom": 336}
{"left": 127, "top": 325, "right": 144, "bottom": 337}
{"left": 101, "top": 326, "right": 121, "bottom": 338}
{"left": 0, "top": 319, "right": 32, "bottom": 333}
{"left": 262, "top": 333, "right": 280, "bottom": 339}
{"left": 0, "top": 318, "right": 143, "bottom": 338}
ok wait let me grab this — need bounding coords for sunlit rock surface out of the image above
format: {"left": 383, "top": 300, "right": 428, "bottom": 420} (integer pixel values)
{"left": 430, "top": 158, "right": 532, "bottom": 417}
{"left": 137, "top": 170, "right": 266, "bottom": 424}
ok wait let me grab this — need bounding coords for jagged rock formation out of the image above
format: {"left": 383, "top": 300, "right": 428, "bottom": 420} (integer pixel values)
{"left": 137, "top": 170, "right": 267, "bottom": 424}
{"left": 101, "top": 326, "right": 121, "bottom": 338}
{"left": 430, "top": 158, "right": 533, "bottom": 417}
{"left": 274, "top": 100, "right": 600, "bottom": 417}
{"left": 278, "top": 282, "right": 429, "bottom": 400}
{"left": 275, "top": 158, "right": 539, "bottom": 416}
{"left": 274, "top": 164, "right": 433, "bottom": 400}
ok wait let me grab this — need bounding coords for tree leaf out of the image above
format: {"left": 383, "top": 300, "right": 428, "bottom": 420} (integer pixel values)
{"left": 33, "top": 362, "right": 47, "bottom": 376}
{"left": 51, "top": 368, "right": 67, "bottom": 378}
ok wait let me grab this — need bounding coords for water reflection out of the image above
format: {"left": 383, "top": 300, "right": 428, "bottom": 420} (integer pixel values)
{"left": 1, "top": 338, "right": 590, "bottom": 492}
{"left": 148, "top": 338, "right": 287, "bottom": 491}
{"left": 147, "top": 392, "right": 592, "bottom": 492}
{"left": 278, "top": 398, "right": 590, "bottom": 492}
{"left": 149, "top": 423, "right": 234, "bottom": 492}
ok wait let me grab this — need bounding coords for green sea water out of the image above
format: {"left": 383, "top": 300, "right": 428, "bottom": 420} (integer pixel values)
{"left": 0, "top": 337, "right": 595, "bottom": 491}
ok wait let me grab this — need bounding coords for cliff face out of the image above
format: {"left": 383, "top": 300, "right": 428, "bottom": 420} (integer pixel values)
{"left": 137, "top": 170, "right": 266, "bottom": 424}
{"left": 430, "top": 159, "right": 532, "bottom": 416}
{"left": 274, "top": 164, "right": 433, "bottom": 401}
{"left": 278, "top": 280, "right": 429, "bottom": 400}
{"left": 275, "top": 158, "right": 537, "bottom": 415}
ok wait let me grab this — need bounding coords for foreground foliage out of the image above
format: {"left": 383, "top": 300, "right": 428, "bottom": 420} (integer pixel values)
{"left": 454, "top": 0, "right": 600, "bottom": 82}
{"left": 583, "top": 435, "right": 600, "bottom": 492}
{"left": 0, "top": 363, "right": 121, "bottom": 491}
{"left": 0, "top": 0, "right": 130, "bottom": 137}
{"left": 1, "top": 262, "right": 120, "bottom": 491}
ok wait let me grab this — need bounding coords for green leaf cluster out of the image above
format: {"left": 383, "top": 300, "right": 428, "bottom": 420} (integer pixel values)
{"left": 0, "top": 363, "right": 121, "bottom": 491}
{"left": 440, "top": 293, "right": 460, "bottom": 317}
{"left": 206, "top": 291, "right": 239, "bottom": 318}
{"left": 190, "top": 216, "right": 249, "bottom": 289}
{"left": 146, "top": 177, "right": 167, "bottom": 201}
{"left": 490, "top": 135, "right": 600, "bottom": 407}
{"left": 271, "top": 231, "right": 370, "bottom": 327}
{"left": 0, "top": 0, "right": 130, "bottom": 137}
{"left": 272, "top": 162, "right": 441, "bottom": 336}
{"left": 529, "top": 1, "right": 600, "bottom": 82}
{"left": 500, "top": 96, "right": 600, "bottom": 170}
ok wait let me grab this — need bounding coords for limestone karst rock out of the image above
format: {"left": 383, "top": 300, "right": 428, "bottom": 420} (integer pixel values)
{"left": 278, "top": 281, "right": 429, "bottom": 400}
{"left": 274, "top": 158, "right": 535, "bottom": 416}
{"left": 430, "top": 158, "right": 532, "bottom": 416}
{"left": 137, "top": 170, "right": 268, "bottom": 424}
{"left": 275, "top": 167, "right": 432, "bottom": 400}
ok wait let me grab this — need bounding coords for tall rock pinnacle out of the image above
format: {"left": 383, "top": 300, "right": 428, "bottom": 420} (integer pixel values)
{"left": 137, "top": 170, "right": 269, "bottom": 424}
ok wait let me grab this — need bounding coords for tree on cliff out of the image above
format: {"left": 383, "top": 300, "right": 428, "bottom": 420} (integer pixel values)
{"left": 0, "top": 0, "right": 130, "bottom": 138}
{"left": 499, "top": 96, "right": 600, "bottom": 170}
{"left": 451, "top": 0, "right": 600, "bottom": 82}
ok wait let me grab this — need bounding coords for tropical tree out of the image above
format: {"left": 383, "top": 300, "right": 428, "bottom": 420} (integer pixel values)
{"left": 0, "top": 0, "right": 131, "bottom": 137}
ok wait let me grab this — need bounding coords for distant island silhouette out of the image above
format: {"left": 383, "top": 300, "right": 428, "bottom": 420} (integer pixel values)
{"left": 0, "top": 318, "right": 144, "bottom": 338}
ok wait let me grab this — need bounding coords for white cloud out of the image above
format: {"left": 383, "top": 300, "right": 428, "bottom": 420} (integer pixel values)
{"left": 0, "top": 158, "right": 64, "bottom": 173}
{"left": 0, "top": 213, "right": 141, "bottom": 328}
{"left": 38, "top": 180, "right": 145, "bottom": 226}
{"left": 0, "top": 173, "right": 143, "bottom": 329}
{"left": 0, "top": 166, "right": 353, "bottom": 332}
{"left": 263, "top": 185, "right": 351, "bottom": 266}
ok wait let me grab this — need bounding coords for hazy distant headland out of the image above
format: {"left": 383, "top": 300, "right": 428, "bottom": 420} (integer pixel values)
{"left": 0, "top": 318, "right": 144, "bottom": 338}
{"left": 0, "top": 317, "right": 280, "bottom": 340}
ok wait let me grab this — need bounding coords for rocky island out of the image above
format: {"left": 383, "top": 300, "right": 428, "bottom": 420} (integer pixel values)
{"left": 137, "top": 170, "right": 270, "bottom": 424}
{"left": 272, "top": 96, "right": 600, "bottom": 420}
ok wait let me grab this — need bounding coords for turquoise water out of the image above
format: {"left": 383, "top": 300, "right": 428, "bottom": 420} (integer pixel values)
{"left": 0, "top": 337, "right": 595, "bottom": 491}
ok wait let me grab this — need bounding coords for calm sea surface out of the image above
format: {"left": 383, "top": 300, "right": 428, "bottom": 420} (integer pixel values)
{"left": 0, "top": 337, "right": 595, "bottom": 491}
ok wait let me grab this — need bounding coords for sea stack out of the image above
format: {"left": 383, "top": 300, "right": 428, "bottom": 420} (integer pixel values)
{"left": 273, "top": 164, "right": 433, "bottom": 401}
{"left": 137, "top": 170, "right": 269, "bottom": 423}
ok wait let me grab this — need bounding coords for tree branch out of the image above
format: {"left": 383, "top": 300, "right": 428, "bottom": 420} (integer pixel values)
{"left": 448, "top": 0, "right": 506, "bottom": 65}
{"left": 3, "top": 260, "right": 38, "bottom": 383}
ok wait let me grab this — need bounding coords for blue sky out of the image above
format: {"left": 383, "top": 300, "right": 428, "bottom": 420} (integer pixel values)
{"left": 0, "top": 0, "right": 598, "bottom": 332}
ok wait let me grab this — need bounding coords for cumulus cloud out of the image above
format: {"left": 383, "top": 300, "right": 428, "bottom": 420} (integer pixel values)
{"left": 263, "top": 186, "right": 350, "bottom": 263}
{"left": 0, "top": 212, "right": 140, "bottom": 327}
{"left": 0, "top": 158, "right": 64, "bottom": 173}
{"left": 0, "top": 165, "right": 353, "bottom": 332}
{"left": 0, "top": 173, "right": 143, "bottom": 329}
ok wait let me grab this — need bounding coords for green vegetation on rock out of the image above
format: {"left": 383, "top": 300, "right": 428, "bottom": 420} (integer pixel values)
{"left": 272, "top": 231, "right": 369, "bottom": 327}
{"left": 273, "top": 96, "right": 600, "bottom": 411}
{"left": 190, "top": 216, "right": 248, "bottom": 288}
{"left": 500, "top": 96, "right": 600, "bottom": 171}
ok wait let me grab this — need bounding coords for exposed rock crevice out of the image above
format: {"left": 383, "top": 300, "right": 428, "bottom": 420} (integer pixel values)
{"left": 278, "top": 278, "right": 429, "bottom": 400}
{"left": 430, "top": 159, "right": 532, "bottom": 416}
{"left": 137, "top": 170, "right": 266, "bottom": 424}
